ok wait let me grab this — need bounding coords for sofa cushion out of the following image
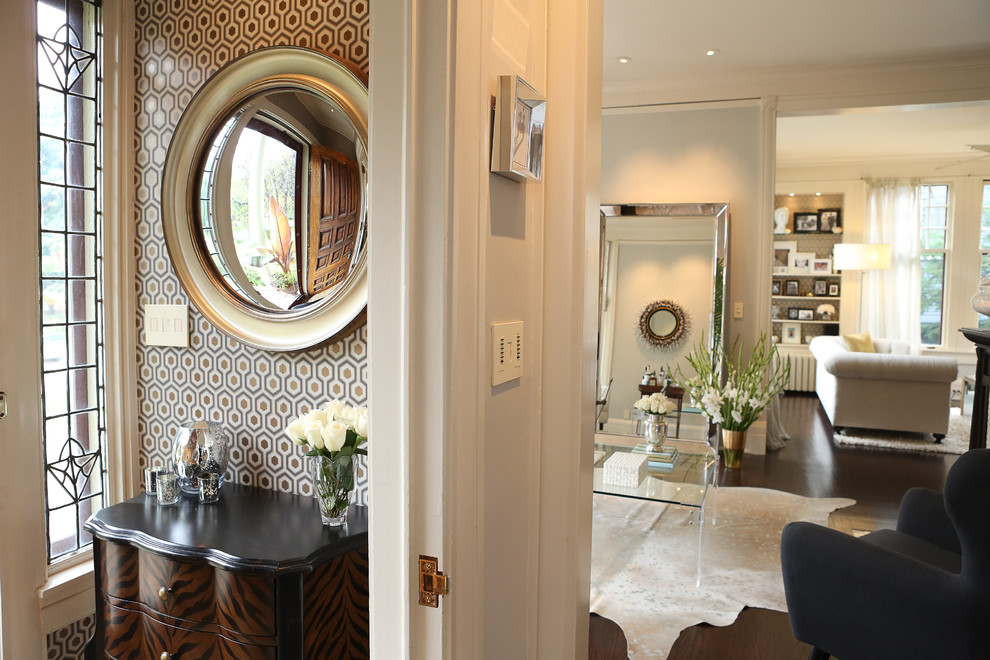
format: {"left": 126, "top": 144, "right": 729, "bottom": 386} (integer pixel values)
{"left": 841, "top": 331, "right": 876, "bottom": 353}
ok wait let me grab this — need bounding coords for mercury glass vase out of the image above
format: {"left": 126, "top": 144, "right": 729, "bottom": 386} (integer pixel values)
{"left": 170, "top": 421, "right": 229, "bottom": 494}
{"left": 643, "top": 414, "right": 668, "bottom": 452}
{"left": 310, "top": 455, "right": 355, "bottom": 526}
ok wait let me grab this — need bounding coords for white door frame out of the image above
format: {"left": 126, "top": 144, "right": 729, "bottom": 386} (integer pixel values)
{"left": 0, "top": 2, "right": 50, "bottom": 655}
{"left": 367, "top": 0, "right": 602, "bottom": 657}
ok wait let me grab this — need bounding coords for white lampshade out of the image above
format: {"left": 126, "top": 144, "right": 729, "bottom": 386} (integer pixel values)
{"left": 833, "top": 243, "right": 891, "bottom": 271}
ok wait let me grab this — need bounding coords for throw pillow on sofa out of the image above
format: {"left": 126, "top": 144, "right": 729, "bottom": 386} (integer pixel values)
{"left": 841, "top": 331, "right": 875, "bottom": 353}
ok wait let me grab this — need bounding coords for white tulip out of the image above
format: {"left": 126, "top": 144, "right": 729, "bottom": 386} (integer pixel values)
{"left": 354, "top": 408, "right": 369, "bottom": 438}
{"left": 324, "top": 420, "right": 348, "bottom": 452}
{"left": 284, "top": 419, "right": 307, "bottom": 446}
{"left": 321, "top": 399, "right": 345, "bottom": 420}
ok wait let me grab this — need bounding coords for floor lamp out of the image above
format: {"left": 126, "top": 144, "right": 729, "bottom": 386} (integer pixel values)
{"left": 833, "top": 243, "right": 892, "bottom": 334}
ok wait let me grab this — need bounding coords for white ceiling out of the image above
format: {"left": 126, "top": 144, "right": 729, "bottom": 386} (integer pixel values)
{"left": 603, "top": 0, "right": 990, "bottom": 163}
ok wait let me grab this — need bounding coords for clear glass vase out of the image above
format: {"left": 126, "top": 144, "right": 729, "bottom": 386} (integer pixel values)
{"left": 170, "top": 421, "right": 229, "bottom": 494}
{"left": 310, "top": 455, "right": 355, "bottom": 526}
{"left": 643, "top": 414, "right": 667, "bottom": 452}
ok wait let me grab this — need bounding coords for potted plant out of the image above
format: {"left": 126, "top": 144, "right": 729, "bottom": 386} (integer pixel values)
{"left": 676, "top": 333, "right": 789, "bottom": 468}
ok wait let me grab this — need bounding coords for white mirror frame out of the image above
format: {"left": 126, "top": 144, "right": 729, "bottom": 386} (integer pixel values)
{"left": 162, "top": 46, "right": 369, "bottom": 351}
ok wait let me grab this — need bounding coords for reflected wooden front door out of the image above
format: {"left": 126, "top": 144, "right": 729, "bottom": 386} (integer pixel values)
{"left": 308, "top": 145, "right": 360, "bottom": 295}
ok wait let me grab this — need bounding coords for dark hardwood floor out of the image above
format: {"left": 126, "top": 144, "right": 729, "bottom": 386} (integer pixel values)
{"left": 590, "top": 392, "right": 959, "bottom": 659}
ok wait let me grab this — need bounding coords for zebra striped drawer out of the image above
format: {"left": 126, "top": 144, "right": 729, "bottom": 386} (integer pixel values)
{"left": 103, "top": 602, "right": 275, "bottom": 660}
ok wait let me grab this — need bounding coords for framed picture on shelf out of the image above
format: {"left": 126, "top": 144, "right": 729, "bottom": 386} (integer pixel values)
{"left": 812, "top": 258, "right": 832, "bottom": 274}
{"left": 813, "top": 279, "right": 828, "bottom": 296}
{"left": 794, "top": 212, "right": 820, "bottom": 233}
{"left": 782, "top": 322, "right": 801, "bottom": 344}
{"left": 798, "top": 309, "right": 814, "bottom": 321}
{"left": 772, "top": 281, "right": 782, "bottom": 295}
{"left": 828, "top": 282, "right": 840, "bottom": 297}
{"left": 789, "top": 252, "right": 814, "bottom": 274}
{"left": 818, "top": 208, "right": 842, "bottom": 233}
{"left": 788, "top": 308, "right": 800, "bottom": 320}
{"left": 785, "top": 279, "right": 800, "bottom": 296}
{"left": 773, "top": 241, "right": 797, "bottom": 274}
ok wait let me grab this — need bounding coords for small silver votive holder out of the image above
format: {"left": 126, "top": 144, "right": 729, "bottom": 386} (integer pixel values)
{"left": 144, "top": 465, "right": 168, "bottom": 495}
{"left": 157, "top": 473, "right": 180, "bottom": 506}
{"left": 198, "top": 473, "right": 220, "bottom": 504}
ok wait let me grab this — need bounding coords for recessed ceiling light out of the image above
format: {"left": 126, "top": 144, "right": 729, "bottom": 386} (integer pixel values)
{"left": 618, "top": 57, "right": 632, "bottom": 64}
{"left": 706, "top": 49, "right": 719, "bottom": 57}
{"left": 816, "top": 192, "right": 822, "bottom": 196}
{"left": 788, "top": 193, "right": 795, "bottom": 197}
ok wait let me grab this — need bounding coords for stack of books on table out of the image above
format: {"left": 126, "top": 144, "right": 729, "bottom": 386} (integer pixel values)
{"left": 632, "top": 444, "right": 678, "bottom": 471}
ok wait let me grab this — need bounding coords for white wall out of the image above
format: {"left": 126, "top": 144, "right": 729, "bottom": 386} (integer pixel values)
{"left": 601, "top": 103, "right": 765, "bottom": 347}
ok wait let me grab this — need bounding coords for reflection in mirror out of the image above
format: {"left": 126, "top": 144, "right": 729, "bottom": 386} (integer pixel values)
{"left": 199, "top": 89, "right": 366, "bottom": 312}
{"left": 596, "top": 204, "right": 728, "bottom": 441}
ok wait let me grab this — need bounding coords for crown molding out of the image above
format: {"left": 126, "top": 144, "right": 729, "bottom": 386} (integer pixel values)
{"left": 603, "top": 51, "right": 990, "bottom": 110}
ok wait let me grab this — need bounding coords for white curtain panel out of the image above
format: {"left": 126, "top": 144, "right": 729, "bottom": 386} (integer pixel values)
{"left": 864, "top": 179, "right": 922, "bottom": 352}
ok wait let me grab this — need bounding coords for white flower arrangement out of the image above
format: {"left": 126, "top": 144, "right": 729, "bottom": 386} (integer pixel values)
{"left": 675, "top": 333, "right": 789, "bottom": 432}
{"left": 634, "top": 392, "right": 675, "bottom": 416}
{"left": 284, "top": 399, "right": 368, "bottom": 459}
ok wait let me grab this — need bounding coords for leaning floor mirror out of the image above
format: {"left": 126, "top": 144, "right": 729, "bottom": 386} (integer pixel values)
{"left": 596, "top": 203, "right": 729, "bottom": 442}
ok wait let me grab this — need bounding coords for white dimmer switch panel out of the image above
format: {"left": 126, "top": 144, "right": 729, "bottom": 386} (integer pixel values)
{"left": 491, "top": 321, "right": 524, "bottom": 386}
{"left": 145, "top": 304, "right": 190, "bottom": 347}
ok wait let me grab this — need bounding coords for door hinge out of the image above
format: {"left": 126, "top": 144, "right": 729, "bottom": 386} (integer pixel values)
{"left": 0, "top": 392, "right": 6, "bottom": 419}
{"left": 418, "top": 555, "right": 449, "bottom": 608}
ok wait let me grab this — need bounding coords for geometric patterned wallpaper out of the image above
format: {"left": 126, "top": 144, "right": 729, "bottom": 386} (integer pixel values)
{"left": 46, "top": 615, "right": 94, "bottom": 660}
{"left": 132, "top": 0, "right": 370, "bottom": 502}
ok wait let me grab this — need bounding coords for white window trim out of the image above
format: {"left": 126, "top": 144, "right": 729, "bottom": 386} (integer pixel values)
{"left": 37, "top": 0, "right": 139, "bottom": 632}
{"left": 919, "top": 181, "right": 953, "bottom": 349}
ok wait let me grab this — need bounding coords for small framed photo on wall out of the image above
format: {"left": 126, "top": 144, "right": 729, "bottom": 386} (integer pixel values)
{"left": 772, "top": 280, "right": 782, "bottom": 295}
{"left": 788, "top": 308, "right": 800, "bottom": 320}
{"left": 813, "top": 279, "right": 828, "bottom": 296}
{"left": 773, "top": 241, "right": 797, "bottom": 274}
{"left": 782, "top": 322, "right": 801, "bottom": 344}
{"left": 797, "top": 309, "right": 814, "bottom": 321}
{"left": 793, "top": 212, "right": 820, "bottom": 233}
{"left": 828, "top": 282, "right": 840, "bottom": 297}
{"left": 818, "top": 208, "right": 842, "bottom": 233}
{"left": 789, "top": 252, "right": 814, "bottom": 274}
{"left": 785, "top": 279, "right": 800, "bottom": 296}
{"left": 812, "top": 258, "right": 832, "bottom": 274}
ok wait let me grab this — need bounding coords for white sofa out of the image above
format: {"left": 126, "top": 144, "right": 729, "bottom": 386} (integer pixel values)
{"left": 808, "top": 336, "right": 958, "bottom": 439}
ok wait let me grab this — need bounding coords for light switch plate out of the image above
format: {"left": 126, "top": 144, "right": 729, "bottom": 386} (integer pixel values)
{"left": 491, "top": 321, "right": 524, "bottom": 386}
{"left": 145, "top": 304, "right": 189, "bottom": 347}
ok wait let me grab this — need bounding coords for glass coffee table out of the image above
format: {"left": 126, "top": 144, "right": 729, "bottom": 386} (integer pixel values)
{"left": 593, "top": 434, "right": 718, "bottom": 586}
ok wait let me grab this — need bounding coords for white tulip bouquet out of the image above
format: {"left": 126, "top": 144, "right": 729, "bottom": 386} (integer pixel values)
{"left": 284, "top": 399, "right": 368, "bottom": 460}
{"left": 633, "top": 392, "right": 676, "bottom": 416}
{"left": 284, "top": 399, "right": 368, "bottom": 525}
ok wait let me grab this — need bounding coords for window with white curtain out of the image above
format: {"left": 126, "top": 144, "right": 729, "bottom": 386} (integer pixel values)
{"left": 919, "top": 184, "right": 951, "bottom": 345}
{"left": 978, "top": 182, "right": 990, "bottom": 330}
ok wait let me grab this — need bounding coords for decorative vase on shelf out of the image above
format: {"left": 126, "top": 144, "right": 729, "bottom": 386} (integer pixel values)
{"left": 721, "top": 428, "right": 747, "bottom": 469}
{"left": 643, "top": 414, "right": 668, "bottom": 452}
{"left": 310, "top": 455, "right": 355, "bottom": 527}
{"left": 170, "top": 421, "right": 229, "bottom": 494}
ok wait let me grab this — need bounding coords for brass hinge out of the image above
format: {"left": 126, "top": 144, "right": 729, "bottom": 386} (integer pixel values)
{"left": 0, "top": 392, "right": 6, "bottom": 419}
{"left": 418, "top": 555, "right": 449, "bottom": 607}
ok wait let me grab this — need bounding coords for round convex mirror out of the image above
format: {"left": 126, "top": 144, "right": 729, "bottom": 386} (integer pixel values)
{"left": 162, "top": 47, "right": 368, "bottom": 351}
{"left": 648, "top": 308, "right": 678, "bottom": 338}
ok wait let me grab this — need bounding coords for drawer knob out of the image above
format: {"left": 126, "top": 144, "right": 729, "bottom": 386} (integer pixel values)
{"left": 160, "top": 653, "right": 171, "bottom": 660}
{"left": 158, "top": 586, "right": 171, "bottom": 600}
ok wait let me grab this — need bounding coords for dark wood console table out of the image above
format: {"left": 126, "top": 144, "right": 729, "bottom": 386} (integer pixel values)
{"left": 960, "top": 327, "right": 989, "bottom": 450}
{"left": 84, "top": 483, "right": 369, "bottom": 659}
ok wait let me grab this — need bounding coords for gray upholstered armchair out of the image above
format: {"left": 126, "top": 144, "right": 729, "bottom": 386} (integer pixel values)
{"left": 780, "top": 448, "right": 990, "bottom": 660}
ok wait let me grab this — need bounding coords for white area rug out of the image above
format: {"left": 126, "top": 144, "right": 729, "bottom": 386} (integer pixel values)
{"left": 590, "top": 487, "right": 854, "bottom": 659}
{"left": 833, "top": 408, "right": 970, "bottom": 455}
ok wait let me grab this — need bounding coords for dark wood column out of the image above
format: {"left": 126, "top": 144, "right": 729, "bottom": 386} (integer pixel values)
{"left": 960, "top": 327, "right": 990, "bottom": 450}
